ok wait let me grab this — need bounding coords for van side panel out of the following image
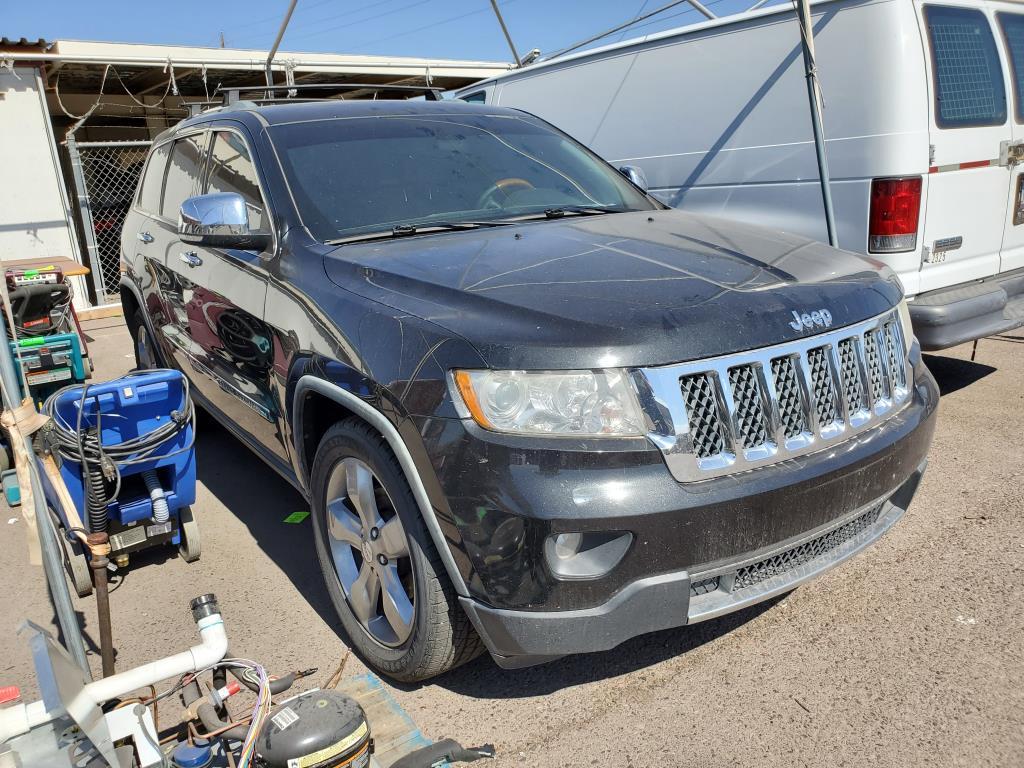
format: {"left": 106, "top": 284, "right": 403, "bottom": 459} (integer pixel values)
{"left": 489, "top": 0, "right": 930, "bottom": 293}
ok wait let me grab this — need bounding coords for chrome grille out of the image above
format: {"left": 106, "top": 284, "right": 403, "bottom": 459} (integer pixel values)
{"left": 679, "top": 373, "right": 726, "bottom": 459}
{"left": 634, "top": 309, "right": 912, "bottom": 482}
{"left": 771, "top": 356, "right": 807, "bottom": 439}
{"left": 884, "top": 321, "right": 906, "bottom": 390}
{"left": 863, "top": 330, "right": 889, "bottom": 401}
{"left": 728, "top": 365, "right": 769, "bottom": 449}
{"left": 806, "top": 346, "right": 839, "bottom": 427}
{"left": 837, "top": 338, "right": 867, "bottom": 415}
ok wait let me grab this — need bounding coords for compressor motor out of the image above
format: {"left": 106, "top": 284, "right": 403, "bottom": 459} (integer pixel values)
{"left": 255, "top": 690, "right": 372, "bottom": 768}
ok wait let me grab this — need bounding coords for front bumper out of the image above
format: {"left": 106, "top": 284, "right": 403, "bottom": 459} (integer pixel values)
{"left": 415, "top": 354, "right": 938, "bottom": 667}
{"left": 461, "top": 467, "right": 922, "bottom": 668}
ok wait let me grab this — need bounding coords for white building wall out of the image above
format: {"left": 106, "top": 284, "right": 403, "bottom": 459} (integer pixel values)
{"left": 0, "top": 65, "right": 86, "bottom": 304}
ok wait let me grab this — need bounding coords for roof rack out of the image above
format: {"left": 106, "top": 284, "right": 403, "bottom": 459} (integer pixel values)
{"left": 217, "top": 82, "right": 444, "bottom": 104}
{"left": 184, "top": 82, "right": 445, "bottom": 117}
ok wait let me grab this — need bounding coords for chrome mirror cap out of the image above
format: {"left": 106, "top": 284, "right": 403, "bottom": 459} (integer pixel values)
{"left": 618, "top": 165, "right": 649, "bottom": 193}
{"left": 178, "top": 192, "right": 269, "bottom": 250}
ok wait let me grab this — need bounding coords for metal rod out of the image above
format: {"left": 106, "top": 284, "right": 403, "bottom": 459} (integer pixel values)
{"left": 0, "top": 310, "right": 90, "bottom": 674}
{"left": 747, "top": 0, "right": 773, "bottom": 10}
{"left": 489, "top": 0, "right": 522, "bottom": 67}
{"left": 265, "top": 0, "right": 299, "bottom": 88}
{"left": 88, "top": 533, "right": 115, "bottom": 677}
{"left": 796, "top": 0, "right": 839, "bottom": 248}
{"left": 687, "top": 0, "right": 717, "bottom": 19}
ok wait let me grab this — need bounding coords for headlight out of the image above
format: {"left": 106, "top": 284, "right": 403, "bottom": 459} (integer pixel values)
{"left": 451, "top": 369, "right": 645, "bottom": 437}
{"left": 897, "top": 298, "right": 914, "bottom": 352}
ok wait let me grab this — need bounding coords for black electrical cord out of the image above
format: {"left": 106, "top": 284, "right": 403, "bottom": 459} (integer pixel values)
{"left": 42, "top": 369, "right": 196, "bottom": 533}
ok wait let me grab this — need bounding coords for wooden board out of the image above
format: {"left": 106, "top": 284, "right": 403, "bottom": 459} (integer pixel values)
{"left": 2, "top": 256, "right": 90, "bottom": 277}
{"left": 336, "top": 673, "right": 434, "bottom": 767}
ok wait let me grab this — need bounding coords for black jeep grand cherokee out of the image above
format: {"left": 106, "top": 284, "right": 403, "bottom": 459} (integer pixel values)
{"left": 121, "top": 99, "right": 937, "bottom": 681}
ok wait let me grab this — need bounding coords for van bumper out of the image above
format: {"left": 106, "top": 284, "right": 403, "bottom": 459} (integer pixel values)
{"left": 910, "top": 266, "right": 1024, "bottom": 350}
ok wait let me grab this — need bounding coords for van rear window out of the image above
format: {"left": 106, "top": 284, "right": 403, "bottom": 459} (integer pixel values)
{"left": 999, "top": 13, "right": 1024, "bottom": 122}
{"left": 925, "top": 5, "right": 1007, "bottom": 128}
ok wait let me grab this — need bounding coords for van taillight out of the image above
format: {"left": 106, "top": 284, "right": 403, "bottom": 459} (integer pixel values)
{"left": 869, "top": 177, "right": 922, "bottom": 253}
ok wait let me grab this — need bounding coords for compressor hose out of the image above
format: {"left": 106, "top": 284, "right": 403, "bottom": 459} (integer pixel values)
{"left": 42, "top": 370, "right": 196, "bottom": 533}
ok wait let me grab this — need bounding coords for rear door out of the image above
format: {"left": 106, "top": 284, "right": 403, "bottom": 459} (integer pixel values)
{"left": 917, "top": 2, "right": 1011, "bottom": 293}
{"left": 994, "top": 5, "right": 1024, "bottom": 274}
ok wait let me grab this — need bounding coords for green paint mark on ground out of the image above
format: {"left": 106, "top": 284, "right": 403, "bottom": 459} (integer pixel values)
{"left": 283, "top": 510, "right": 310, "bottom": 524}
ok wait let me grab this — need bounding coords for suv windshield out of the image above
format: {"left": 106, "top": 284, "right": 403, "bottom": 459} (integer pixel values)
{"left": 270, "top": 112, "right": 657, "bottom": 242}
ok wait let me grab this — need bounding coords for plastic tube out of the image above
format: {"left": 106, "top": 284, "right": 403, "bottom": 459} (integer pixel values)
{"left": 142, "top": 469, "right": 169, "bottom": 524}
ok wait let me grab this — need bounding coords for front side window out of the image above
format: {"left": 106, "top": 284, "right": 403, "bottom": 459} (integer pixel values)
{"left": 161, "top": 133, "right": 207, "bottom": 220}
{"left": 999, "top": 13, "right": 1024, "bottom": 122}
{"left": 925, "top": 5, "right": 1007, "bottom": 128}
{"left": 270, "top": 113, "right": 656, "bottom": 242}
{"left": 138, "top": 142, "right": 170, "bottom": 214}
{"left": 206, "top": 131, "right": 268, "bottom": 232}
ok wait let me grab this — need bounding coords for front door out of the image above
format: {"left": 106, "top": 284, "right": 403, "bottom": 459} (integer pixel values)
{"left": 162, "top": 127, "right": 286, "bottom": 464}
{"left": 916, "top": 3, "right": 1012, "bottom": 293}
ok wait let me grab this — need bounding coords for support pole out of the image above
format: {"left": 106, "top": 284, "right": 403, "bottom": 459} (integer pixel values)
{"left": 265, "top": 0, "right": 299, "bottom": 89}
{"left": 87, "top": 533, "right": 115, "bottom": 677}
{"left": 796, "top": 0, "right": 839, "bottom": 248}
{"left": 0, "top": 310, "right": 90, "bottom": 674}
{"left": 490, "top": 0, "right": 522, "bottom": 67}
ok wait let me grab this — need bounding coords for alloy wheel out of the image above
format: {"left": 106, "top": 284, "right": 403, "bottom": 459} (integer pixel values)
{"left": 324, "top": 457, "right": 415, "bottom": 647}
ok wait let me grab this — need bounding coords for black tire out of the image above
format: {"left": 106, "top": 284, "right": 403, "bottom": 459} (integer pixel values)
{"left": 49, "top": 511, "right": 92, "bottom": 597}
{"left": 311, "top": 419, "right": 483, "bottom": 682}
{"left": 130, "top": 308, "right": 158, "bottom": 371}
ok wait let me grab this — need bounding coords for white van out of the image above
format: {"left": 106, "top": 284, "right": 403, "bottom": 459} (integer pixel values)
{"left": 456, "top": 0, "right": 1024, "bottom": 349}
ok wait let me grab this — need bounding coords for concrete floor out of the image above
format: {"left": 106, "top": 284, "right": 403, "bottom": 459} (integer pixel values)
{"left": 1, "top": 317, "right": 1022, "bottom": 767}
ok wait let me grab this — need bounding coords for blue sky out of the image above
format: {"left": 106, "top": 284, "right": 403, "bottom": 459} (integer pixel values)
{"left": 7, "top": 0, "right": 776, "bottom": 61}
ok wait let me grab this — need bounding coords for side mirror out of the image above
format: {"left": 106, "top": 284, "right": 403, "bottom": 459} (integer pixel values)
{"left": 618, "top": 165, "right": 649, "bottom": 193}
{"left": 178, "top": 192, "right": 270, "bottom": 251}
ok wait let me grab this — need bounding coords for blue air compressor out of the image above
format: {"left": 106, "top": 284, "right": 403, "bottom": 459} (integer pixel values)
{"left": 41, "top": 369, "right": 198, "bottom": 582}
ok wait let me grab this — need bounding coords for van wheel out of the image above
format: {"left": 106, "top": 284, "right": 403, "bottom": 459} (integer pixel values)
{"left": 310, "top": 419, "right": 483, "bottom": 682}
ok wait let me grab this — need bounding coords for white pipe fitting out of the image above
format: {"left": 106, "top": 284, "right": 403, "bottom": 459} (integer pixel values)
{"left": 81, "top": 613, "right": 227, "bottom": 707}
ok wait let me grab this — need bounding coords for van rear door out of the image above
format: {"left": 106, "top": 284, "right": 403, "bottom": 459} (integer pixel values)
{"left": 992, "top": 5, "right": 1024, "bottom": 274}
{"left": 916, "top": 2, "right": 1011, "bottom": 294}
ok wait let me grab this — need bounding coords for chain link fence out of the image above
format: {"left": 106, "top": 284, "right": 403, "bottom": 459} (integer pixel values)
{"left": 66, "top": 138, "right": 151, "bottom": 304}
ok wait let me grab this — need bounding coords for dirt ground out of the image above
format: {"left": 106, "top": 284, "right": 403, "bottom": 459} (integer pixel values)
{"left": 1, "top": 317, "right": 1021, "bottom": 768}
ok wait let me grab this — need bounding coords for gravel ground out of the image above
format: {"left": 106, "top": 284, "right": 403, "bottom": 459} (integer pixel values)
{"left": 1, "top": 318, "right": 1021, "bottom": 767}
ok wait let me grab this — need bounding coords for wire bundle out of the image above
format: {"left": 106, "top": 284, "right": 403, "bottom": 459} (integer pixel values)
{"left": 235, "top": 660, "right": 272, "bottom": 768}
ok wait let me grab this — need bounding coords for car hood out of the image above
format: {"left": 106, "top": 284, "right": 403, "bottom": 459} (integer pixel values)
{"left": 323, "top": 209, "right": 903, "bottom": 369}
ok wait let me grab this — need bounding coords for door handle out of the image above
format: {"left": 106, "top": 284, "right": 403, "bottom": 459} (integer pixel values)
{"left": 136, "top": 231, "right": 154, "bottom": 244}
{"left": 179, "top": 251, "right": 203, "bottom": 268}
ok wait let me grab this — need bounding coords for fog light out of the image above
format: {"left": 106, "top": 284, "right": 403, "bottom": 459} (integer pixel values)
{"left": 544, "top": 531, "right": 632, "bottom": 580}
{"left": 552, "top": 532, "right": 583, "bottom": 560}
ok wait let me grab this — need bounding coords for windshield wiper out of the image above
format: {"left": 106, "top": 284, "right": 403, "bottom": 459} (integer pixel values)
{"left": 325, "top": 219, "right": 514, "bottom": 246}
{"left": 543, "top": 205, "right": 625, "bottom": 218}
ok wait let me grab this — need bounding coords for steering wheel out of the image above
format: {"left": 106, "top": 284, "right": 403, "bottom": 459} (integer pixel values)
{"left": 476, "top": 177, "right": 535, "bottom": 210}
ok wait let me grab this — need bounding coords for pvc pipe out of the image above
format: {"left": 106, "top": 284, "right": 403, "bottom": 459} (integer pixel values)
{"left": 0, "top": 701, "right": 48, "bottom": 743}
{"left": 80, "top": 613, "right": 227, "bottom": 707}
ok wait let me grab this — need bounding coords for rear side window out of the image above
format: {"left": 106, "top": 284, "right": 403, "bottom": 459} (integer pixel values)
{"left": 999, "top": 13, "right": 1024, "bottom": 122}
{"left": 161, "top": 133, "right": 207, "bottom": 220}
{"left": 137, "top": 143, "right": 169, "bottom": 214}
{"left": 206, "top": 131, "right": 268, "bottom": 233}
{"left": 460, "top": 91, "right": 487, "bottom": 104}
{"left": 925, "top": 5, "right": 1007, "bottom": 128}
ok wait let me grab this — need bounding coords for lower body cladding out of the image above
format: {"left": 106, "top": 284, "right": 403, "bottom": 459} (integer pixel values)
{"left": 418, "top": 358, "right": 938, "bottom": 669}
{"left": 910, "top": 265, "right": 1024, "bottom": 350}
